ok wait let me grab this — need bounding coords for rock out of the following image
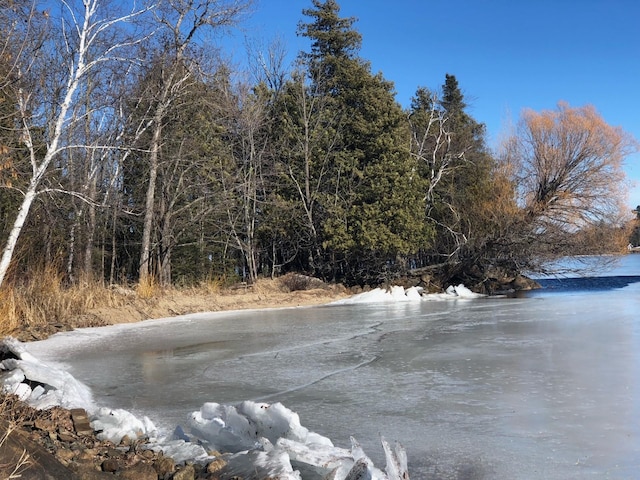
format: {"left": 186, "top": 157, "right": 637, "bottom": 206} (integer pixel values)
{"left": 142, "top": 449, "right": 156, "bottom": 460}
{"left": 207, "top": 457, "right": 227, "bottom": 474}
{"left": 153, "top": 455, "right": 175, "bottom": 477}
{"left": 172, "top": 463, "right": 196, "bottom": 480}
{"left": 34, "top": 417, "right": 56, "bottom": 433}
{"left": 70, "top": 408, "right": 94, "bottom": 436}
{"left": 56, "top": 448, "right": 76, "bottom": 463}
{"left": 101, "top": 458, "right": 120, "bottom": 472}
{"left": 58, "top": 429, "right": 76, "bottom": 442}
{"left": 76, "top": 449, "right": 100, "bottom": 463}
{"left": 71, "top": 464, "right": 115, "bottom": 480}
{"left": 0, "top": 420, "right": 79, "bottom": 479}
{"left": 118, "top": 462, "right": 158, "bottom": 480}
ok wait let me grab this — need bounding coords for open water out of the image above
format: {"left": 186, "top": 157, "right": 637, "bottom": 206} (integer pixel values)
{"left": 28, "top": 255, "right": 640, "bottom": 479}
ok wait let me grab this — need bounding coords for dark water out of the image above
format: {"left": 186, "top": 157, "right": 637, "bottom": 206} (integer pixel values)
{"left": 533, "top": 275, "right": 640, "bottom": 294}
{"left": 27, "top": 255, "right": 640, "bottom": 479}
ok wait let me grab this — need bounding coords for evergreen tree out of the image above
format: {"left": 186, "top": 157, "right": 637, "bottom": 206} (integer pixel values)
{"left": 296, "top": 0, "right": 431, "bottom": 284}
{"left": 409, "top": 75, "right": 499, "bottom": 287}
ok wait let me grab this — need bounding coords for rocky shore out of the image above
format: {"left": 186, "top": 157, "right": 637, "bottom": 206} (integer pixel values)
{"left": 1, "top": 392, "right": 229, "bottom": 480}
{"left": 0, "top": 279, "right": 351, "bottom": 480}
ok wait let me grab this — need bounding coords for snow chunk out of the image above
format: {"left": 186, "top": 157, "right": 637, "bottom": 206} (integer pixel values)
{"left": 446, "top": 284, "right": 484, "bottom": 298}
{"left": 333, "top": 283, "right": 484, "bottom": 305}
{"left": 0, "top": 337, "right": 94, "bottom": 410}
{"left": 91, "top": 407, "right": 158, "bottom": 444}
{"left": 189, "top": 401, "right": 333, "bottom": 453}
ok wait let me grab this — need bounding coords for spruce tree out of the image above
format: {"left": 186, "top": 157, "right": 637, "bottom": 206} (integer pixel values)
{"left": 296, "top": 0, "right": 431, "bottom": 284}
{"left": 410, "top": 75, "right": 508, "bottom": 289}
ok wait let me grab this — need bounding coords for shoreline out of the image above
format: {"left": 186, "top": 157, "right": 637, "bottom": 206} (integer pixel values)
{"left": 9, "top": 278, "right": 352, "bottom": 343}
{"left": 0, "top": 280, "right": 355, "bottom": 479}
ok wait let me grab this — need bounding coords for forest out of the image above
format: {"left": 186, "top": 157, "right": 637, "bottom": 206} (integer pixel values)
{"left": 1, "top": 0, "right": 637, "bottom": 297}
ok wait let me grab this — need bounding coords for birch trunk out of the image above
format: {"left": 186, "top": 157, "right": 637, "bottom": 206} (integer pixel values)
{"left": 0, "top": 0, "right": 145, "bottom": 289}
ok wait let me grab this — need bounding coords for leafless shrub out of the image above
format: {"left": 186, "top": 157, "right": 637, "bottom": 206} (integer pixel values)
{"left": 279, "top": 273, "right": 326, "bottom": 292}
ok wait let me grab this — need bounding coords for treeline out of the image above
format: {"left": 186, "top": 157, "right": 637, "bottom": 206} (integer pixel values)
{"left": 0, "top": 0, "right": 636, "bottom": 291}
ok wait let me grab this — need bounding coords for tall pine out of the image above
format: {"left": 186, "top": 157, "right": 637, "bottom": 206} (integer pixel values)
{"left": 297, "top": 0, "right": 431, "bottom": 284}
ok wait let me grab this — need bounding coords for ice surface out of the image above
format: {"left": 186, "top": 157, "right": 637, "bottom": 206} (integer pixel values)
{"left": 6, "top": 258, "right": 640, "bottom": 479}
{"left": 1, "top": 337, "right": 409, "bottom": 479}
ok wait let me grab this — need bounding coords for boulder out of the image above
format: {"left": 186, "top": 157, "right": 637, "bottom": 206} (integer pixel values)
{"left": 0, "top": 420, "right": 80, "bottom": 480}
{"left": 511, "top": 275, "right": 541, "bottom": 291}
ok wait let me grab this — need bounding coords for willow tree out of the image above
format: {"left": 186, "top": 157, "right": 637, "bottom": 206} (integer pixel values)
{"left": 499, "top": 102, "right": 637, "bottom": 272}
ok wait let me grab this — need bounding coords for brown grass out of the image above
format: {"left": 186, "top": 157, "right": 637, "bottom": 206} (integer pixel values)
{"left": 0, "top": 266, "right": 126, "bottom": 337}
{"left": 0, "top": 271, "right": 350, "bottom": 341}
{"left": 135, "top": 276, "right": 158, "bottom": 300}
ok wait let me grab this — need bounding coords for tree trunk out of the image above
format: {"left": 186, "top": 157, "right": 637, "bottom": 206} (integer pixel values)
{"left": 0, "top": 188, "right": 37, "bottom": 286}
{"left": 138, "top": 117, "right": 162, "bottom": 285}
{"left": 83, "top": 180, "right": 97, "bottom": 284}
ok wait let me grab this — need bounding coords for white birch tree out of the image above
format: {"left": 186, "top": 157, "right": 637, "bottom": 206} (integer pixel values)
{"left": 0, "top": 0, "right": 146, "bottom": 288}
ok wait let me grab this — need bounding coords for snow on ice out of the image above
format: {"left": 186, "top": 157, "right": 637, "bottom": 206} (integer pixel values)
{"left": 0, "top": 285, "right": 476, "bottom": 478}
{"left": 331, "top": 283, "right": 484, "bottom": 304}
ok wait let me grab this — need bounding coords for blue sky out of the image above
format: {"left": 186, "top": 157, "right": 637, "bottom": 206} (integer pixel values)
{"left": 227, "top": 0, "right": 640, "bottom": 210}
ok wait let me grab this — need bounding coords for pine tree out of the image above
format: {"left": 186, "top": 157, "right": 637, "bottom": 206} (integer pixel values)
{"left": 296, "top": 0, "right": 431, "bottom": 284}
{"left": 409, "top": 75, "right": 499, "bottom": 287}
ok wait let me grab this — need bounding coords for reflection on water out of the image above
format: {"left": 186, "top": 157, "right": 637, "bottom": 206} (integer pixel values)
{"left": 27, "top": 255, "right": 640, "bottom": 479}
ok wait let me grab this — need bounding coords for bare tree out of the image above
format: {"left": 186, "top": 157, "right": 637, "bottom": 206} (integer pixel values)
{"left": 408, "top": 87, "right": 472, "bottom": 259}
{"left": 504, "top": 102, "right": 637, "bottom": 235}
{"left": 0, "top": 0, "right": 147, "bottom": 288}
{"left": 278, "top": 68, "right": 341, "bottom": 273}
{"left": 135, "top": 0, "right": 252, "bottom": 286}
{"left": 491, "top": 101, "right": 639, "bottom": 276}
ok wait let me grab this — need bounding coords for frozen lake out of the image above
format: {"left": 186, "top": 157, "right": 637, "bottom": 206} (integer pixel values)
{"left": 27, "top": 255, "right": 640, "bottom": 479}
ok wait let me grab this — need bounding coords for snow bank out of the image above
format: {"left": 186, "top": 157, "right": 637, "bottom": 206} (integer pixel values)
{"left": 1, "top": 338, "right": 408, "bottom": 479}
{"left": 0, "top": 337, "right": 95, "bottom": 410}
{"left": 183, "top": 401, "right": 407, "bottom": 479}
{"left": 333, "top": 283, "right": 484, "bottom": 305}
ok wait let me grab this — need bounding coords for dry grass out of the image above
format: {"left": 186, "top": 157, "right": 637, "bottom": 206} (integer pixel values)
{"left": 0, "top": 270, "right": 349, "bottom": 340}
{"left": 0, "top": 393, "right": 32, "bottom": 478}
{"left": 135, "top": 276, "right": 158, "bottom": 300}
{"left": 198, "top": 276, "right": 225, "bottom": 295}
{"left": 0, "top": 266, "right": 126, "bottom": 337}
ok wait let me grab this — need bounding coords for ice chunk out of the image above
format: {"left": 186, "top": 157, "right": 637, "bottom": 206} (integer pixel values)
{"left": 189, "top": 401, "right": 334, "bottom": 453}
{"left": 0, "top": 337, "right": 94, "bottom": 410}
{"left": 148, "top": 439, "right": 209, "bottom": 464}
{"left": 405, "top": 286, "right": 423, "bottom": 300}
{"left": 277, "top": 437, "right": 353, "bottom": 474}
{"left": 8, "top": 382, "right": 32, "bottom": 401}
{"left": 91, "top": 407, "right": 157, "bottom": 444}
{"left": 381, "top": 437, "right": 409, "bottom": 480}
{"left": 223, "top": 444, "right": 302, "bottom": 480}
